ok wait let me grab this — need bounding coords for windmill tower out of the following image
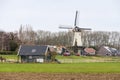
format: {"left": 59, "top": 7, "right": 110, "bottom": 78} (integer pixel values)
{"left": 59, "top": 11, "right": 91, "bottom": 47}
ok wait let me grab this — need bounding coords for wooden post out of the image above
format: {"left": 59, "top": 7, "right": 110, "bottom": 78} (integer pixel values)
{"left": 17, "top": 55, "right": 19, "bottom": 63}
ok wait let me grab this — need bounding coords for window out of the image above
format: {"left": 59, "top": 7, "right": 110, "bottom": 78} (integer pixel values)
{"left": 32, "top": 49, "right": 36, "bottom": 53}
{"left": 29, "top": 56, "right": 32, "bottom": 59}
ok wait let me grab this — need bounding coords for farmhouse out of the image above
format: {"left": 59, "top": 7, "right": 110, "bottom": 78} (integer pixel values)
{"left": 17, "top": 45, "right": 51, "bottom": 63}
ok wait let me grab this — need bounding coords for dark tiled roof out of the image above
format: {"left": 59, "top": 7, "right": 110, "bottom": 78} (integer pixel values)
{"left": 18, "top": 45, "right": 48, "bottom": 56}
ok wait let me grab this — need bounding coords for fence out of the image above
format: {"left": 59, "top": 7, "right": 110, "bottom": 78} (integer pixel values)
{"left": 58, "top": 58, "right": 120, "bottom": 63}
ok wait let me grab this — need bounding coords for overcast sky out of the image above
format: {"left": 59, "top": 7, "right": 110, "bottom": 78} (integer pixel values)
{"left": 0, "top": 0, "right": 120, "bottom": 32}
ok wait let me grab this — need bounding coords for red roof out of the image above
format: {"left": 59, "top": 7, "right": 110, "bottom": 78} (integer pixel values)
{"left": 84, "top": 48, "right": 96, "bottom": 53}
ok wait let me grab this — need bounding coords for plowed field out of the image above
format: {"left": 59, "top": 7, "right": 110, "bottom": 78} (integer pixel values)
{"left": 0, "top": 73, "right": 120, "bottom": 80}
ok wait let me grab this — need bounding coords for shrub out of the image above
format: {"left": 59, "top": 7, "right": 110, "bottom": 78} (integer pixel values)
{"left": 0, "top": 51, "right": 17, "bottom": 55}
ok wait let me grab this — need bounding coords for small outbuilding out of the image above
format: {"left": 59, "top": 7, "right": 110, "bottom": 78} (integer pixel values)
{"left": 17, "top": 45, "right": 50, "bottom": 63}
{"left": 84, "top": 48, "right": 96, "bottom": 56}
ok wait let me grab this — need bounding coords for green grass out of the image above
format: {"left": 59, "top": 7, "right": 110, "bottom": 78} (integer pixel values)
{"left": 1, "top": 55, "right": 120, "bottom": 63}
{"left": 56, "top": 55, "right": 120, "bottom": 63}
{"left": 0, "top": 62, "right": 120, "bottom": 73}
{"left": 56, "top": 55, "right": 120, "bottom": 59}
{"left": 0, "top": 55, "right": 120, "bottom": 73}
{"left": 0, "top": 55, "right": 17, "bottom": 60}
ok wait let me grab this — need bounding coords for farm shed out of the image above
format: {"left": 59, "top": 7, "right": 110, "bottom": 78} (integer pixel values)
{"left": 17, "top": 45, "right": 51, "bottom": 63}
{"left": 84, "top": 48, "right": 96, "bottom": 56}
{"left": 97, "top": 46, "right": 117, "bottom": 56}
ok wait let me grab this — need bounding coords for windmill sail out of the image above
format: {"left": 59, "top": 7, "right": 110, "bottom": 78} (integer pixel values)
{"left": 78, "top": 28, "right": 91, "bottom": 30}
{"left": 59, "top": 26, "right": 73, "bottom": 29}
{"left": 74, "top": 11, "right": 79, "bottom": 27}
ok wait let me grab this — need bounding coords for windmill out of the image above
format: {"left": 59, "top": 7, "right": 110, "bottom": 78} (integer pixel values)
{"left": 59, "top": 11, "right": 91, "bottom": 47}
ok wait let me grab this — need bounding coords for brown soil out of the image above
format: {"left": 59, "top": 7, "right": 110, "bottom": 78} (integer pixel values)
{"left": 0, "top": 73, "right": 120, "bottom": 80}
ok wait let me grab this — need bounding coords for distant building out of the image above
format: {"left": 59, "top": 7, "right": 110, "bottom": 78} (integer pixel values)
{"left": 117, "top": 50, "right": 120, "bottom": 56}
{"left": 84, "top": 48, "right": 96, "bottom": 56}
{"left": 97, "top": 46, "right": 118, "bottom": 56}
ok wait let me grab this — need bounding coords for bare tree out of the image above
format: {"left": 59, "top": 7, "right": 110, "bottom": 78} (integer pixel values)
{"left": 18, "top": 25, "right": 36, "bottom": 45}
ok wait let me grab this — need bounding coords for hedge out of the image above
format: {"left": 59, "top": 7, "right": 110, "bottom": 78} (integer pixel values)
{"left": 0, "top": 51, "right": 17, "bottom": 55}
